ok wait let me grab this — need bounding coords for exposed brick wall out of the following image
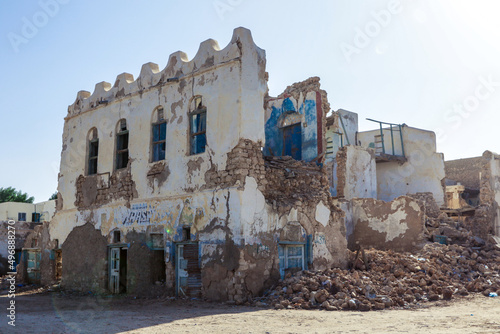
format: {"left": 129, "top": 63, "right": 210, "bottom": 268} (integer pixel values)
{"left": 407, "top": 192, "right": 441, "bottom": 218}
{"left": 445, "top": 156, "right": 482, "bottom": 189}
{"left": 203, "top": 139, "right": 266, "bottom": 191}
{"left": 75, "top": 165, "right": 137, "bottom": 209}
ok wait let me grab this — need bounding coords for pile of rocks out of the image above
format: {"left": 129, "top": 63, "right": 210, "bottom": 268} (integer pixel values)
{"left": 262, "top": 242, "right": 500, "bottom": 311}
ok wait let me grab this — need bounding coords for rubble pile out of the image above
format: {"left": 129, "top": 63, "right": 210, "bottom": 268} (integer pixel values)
{"left": 263, "top": 242, "right": 500, "bottom": 311}
{"left": 424, "top": 211, "right": 494, "bottom": 247}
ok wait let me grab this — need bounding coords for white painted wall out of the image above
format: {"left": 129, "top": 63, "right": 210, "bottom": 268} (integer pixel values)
{"left": 338, "top": 109, "right": 357, "bottom": 147}
{"left": 325, "top": 109, "right": 358, "bottom": 162}
{"left": 358, "top": 126, "right": 445, "bottom": 206}
{"left": 341, "top": 146, "right": 377, "bottom": 199}
{"left": 0, "top": 202, "right": 34, "bottom": 221}
{"left": 0, "top": 200, "right": 55, "bottom": 222}
{"left": 51, "top": 28, "right": 268, "bottom": 245}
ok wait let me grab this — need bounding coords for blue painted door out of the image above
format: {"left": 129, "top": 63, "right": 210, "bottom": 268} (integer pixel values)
{"left": 283, "top": 124, "right": 302, "bottom": 160}
{"left": 26, "top": 250, "right": 41, "bottom": 284}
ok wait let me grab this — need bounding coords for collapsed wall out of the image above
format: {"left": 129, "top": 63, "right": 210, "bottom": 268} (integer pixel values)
{"left": 445, "top": 151, "right": 500, "bottom": 238}
{"left": 0, "top": 221, "right": 41, "bottom": 276}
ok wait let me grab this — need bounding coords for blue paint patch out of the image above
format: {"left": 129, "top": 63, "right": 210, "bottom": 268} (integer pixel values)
{"left": 282, "top": 98, "right": 296, "bottom": 113}
{"left": 264, "top": 97, "right": 319, "bottom": 162}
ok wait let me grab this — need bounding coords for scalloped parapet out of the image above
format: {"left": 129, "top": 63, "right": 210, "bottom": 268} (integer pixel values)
{"left": 67, "top": 27, "right": 263, "bottom": 117}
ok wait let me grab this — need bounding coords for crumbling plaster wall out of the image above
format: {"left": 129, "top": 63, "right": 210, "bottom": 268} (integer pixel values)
{"left": 46, "top": 28, "right": 347, "bottom": 300}
{"left": 358, "top": 126, "right": 445, "bottom": 207}
{"left": 51, "top": 27, "right": 267, "bottom": 245}
{"left": 337, "top": 109, "right": 358, "bottom": 147}
{"left": 325, "top": 109, "right": 358, "bottom": 156}
{"left": 0, "top": 221, "right": 41, "bottom": 275}
{"left": 338, "top": 196, "right": 424, "bottom": 252}
{"left": 335, "top": 145, "right": 377, "bottom": 199}
{"left": 475, "top": 151, "right": 500, "bottom": 236}
{"left": 16, "top": 222, "right": 58, "bottom": 285}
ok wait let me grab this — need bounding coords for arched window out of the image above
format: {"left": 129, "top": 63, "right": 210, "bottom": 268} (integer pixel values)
{"left": 115, "top": 119, "right": 129, "bottom": 169}
{"left": 87, "top": 128, "right": 99, "bottom": 175}
{"left": 151, "top": 107, "right": 166, "bottom": 162}
{"left": 189, "top": 96, "right": 206, "bottom": 155}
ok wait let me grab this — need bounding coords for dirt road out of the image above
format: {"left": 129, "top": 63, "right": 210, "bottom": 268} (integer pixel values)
{"left": 0, "top": 292, "right": 498, "bottom": 334}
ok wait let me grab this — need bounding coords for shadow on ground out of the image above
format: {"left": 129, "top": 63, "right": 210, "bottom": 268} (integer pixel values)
{"left": 0, "top": 290, "right": 264, "bottom": 334}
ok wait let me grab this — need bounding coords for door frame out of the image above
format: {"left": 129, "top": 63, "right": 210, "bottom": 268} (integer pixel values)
{"left": 108, "top": 244, "right": 128, "bottom": 294}
{"left": 175, "top": 241, "right": 199, "bottom": 297}
{"left": 282, "top": 123, "right": 302, "bottom": 160}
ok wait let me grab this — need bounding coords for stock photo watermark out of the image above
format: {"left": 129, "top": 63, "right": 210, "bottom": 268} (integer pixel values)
{"left": 436, "top": 74, "right": 500, "bottom": 144}
{"left": 340, "top": 0, "right": 402, "bottom": 63}
{"left": 213, "top": 0, "right": 245, "bottom": 20}
{"left": 7, "top": 0, "right": 70, "bottom": 53}
{"left": 5, "top": 220, "right": 17, "bottom": 327}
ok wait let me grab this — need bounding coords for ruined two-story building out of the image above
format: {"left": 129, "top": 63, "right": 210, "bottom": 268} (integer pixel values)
{"left": 26, "top": 28, "right": 349, "bottom": 302}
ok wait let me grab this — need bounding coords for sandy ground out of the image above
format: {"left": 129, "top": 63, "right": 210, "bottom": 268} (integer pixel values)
{"left": 0, "top": 292, "right": 498, "bottom": 334}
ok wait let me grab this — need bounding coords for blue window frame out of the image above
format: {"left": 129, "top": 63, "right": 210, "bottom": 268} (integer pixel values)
{"left": 189, "top": 102, "right": 206, "bottom": 155}
{"left": 152, "top": 121, "right": 166, "bottom": 161}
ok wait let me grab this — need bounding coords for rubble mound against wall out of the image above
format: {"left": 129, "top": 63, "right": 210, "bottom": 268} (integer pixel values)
{"left": 407, "top": 192, "right": 441, "bottom": 218}
{"left": 263, "top": 243, "right": 500, "bottom": 311}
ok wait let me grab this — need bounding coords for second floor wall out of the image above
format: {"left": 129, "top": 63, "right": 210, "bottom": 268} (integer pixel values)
{"left": 57, "top": 28, "right": 267, "bottom": 212}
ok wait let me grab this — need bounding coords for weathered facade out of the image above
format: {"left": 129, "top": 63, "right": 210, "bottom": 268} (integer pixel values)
{"left": 357, "top": 126, "right": 446, "bottom": 206}
{"left": 322, "top": 111, "right": 445, "bottom": 251}
{"left": 32, "top": 28, "right": 347, "bottom": 301}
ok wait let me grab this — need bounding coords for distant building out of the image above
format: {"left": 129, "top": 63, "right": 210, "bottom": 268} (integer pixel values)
{"left": 0, "top": 200, "right": 55, "bottom": 276}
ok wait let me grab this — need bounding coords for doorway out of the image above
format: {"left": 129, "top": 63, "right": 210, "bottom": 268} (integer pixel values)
{"left": 109, "top": 247, "right": 127, "bottom": 294}
{"left": 283, "top": 123, "right": 302, "bottom": 160}
{"left": 25, "top": 249, "right": 41, "bottom": 284}
{"left": 176, "top": 243, "right": 201, "bottom": 298}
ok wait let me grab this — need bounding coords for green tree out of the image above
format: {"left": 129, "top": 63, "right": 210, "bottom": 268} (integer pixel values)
{"left": 0, "top": 187, "right": 35, "bottom": 204}
{"left": 49, "top": 191, "right": 58, "bottom": 200}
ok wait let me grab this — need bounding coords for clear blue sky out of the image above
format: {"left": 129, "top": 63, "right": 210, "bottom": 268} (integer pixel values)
{"left": 1, "top": 0, "right": 500, "bottom": 202}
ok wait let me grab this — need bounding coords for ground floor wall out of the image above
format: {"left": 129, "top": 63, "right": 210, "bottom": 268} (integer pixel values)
{"left": 337, "top": 196, "right": 424, "bottom": 252}
{"left": 41, "top": 179, "right": 347, "bottom": 301}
